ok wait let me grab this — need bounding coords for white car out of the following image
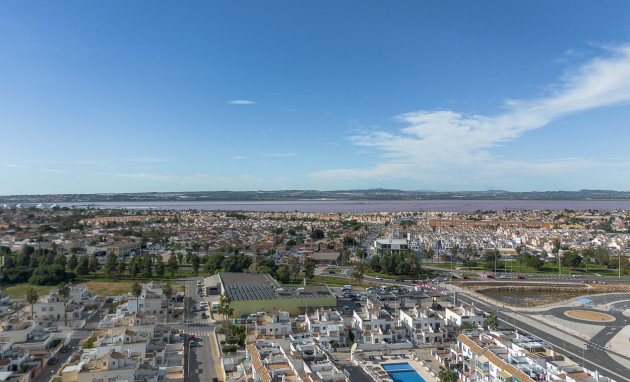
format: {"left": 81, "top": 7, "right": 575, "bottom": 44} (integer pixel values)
{"left": 374, "top": 276, "right": 382, "bottom": 280}
{"left": 572, "top": 274, "right": 582, "bottom": 278}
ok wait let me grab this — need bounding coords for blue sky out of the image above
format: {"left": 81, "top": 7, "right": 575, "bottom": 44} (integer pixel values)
{"left": 2, "top": 1, "right": 630, "bottom": 195}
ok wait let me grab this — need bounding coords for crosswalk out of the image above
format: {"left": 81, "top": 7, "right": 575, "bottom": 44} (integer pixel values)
{"left": 188, "top": 318, "right": 212, "bottom": 325}
{"left": 187, "top": 331, "right": 213, "bottom": 338}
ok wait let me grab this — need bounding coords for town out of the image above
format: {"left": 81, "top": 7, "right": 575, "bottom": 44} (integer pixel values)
{"left": 0, "top": 205, "right": 629, "bottom": 382}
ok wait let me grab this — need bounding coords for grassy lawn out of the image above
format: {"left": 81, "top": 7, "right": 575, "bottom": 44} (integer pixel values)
{"left": 2, "top": 279, "right": 184, "bottom": 300}
{"left": 1, "top": 284, "right": 54, "bottom": 299}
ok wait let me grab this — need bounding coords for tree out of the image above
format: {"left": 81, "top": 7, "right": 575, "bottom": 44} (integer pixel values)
{"left": 304, "top": 257, "right": 316, "bottom": 279}
{"left": 485, "top": 313, "right": 499, "bottom": 330}
{"left": 167, "top": 253, "right": 179, "bottom": 276}
{"left": 117, "top": 260, "right": 126, "bottom": 275}
{"left": 310, "top": 229, "right": 325, "bottom": 240}
{"left": 152, "top": 256, "right": 164, "bottom": 277}
{"left": 131, "top": 282, "right": 142, "bottom": 314}
{"left": 217, "top": 292, "right": 234, "bottom": 329}
{"left": 58, "top": 282, "right": 70, "bottom": 326}
{"left": 204, "top": 254, "right": 224, "bottom": 275}
{"left": 457, "top": 321, "right": 478, "bottom": 334}
{"left": 104, "top": 253, "right": 118, "bottom": 277}
{"left": 88, "top": 255, "right": 100, "bottom": 274}
{"left": 75, "top": 255, "right": 90, "bottom": 276}
{"left": 191, "top": 255, "right": 201, "bottom": 277}
{"left": 526, "top": 255, "right": 544, "bottom": 270}
{"left": 26, "top": 287, "right": 39, "bottom": 321}
{"left": 176, "top": 253, "right": 183, "bottom": 276}
{"left": 55, "top": 253, "right": 67, "bottom": 268}
{"left": 275, "top": 265, "right": 291, "bottom": 284}
{"left": 141, "top": 253, "right": 153, "bottom": 278}
{"left": 438, "top": 359, "right": 458, "bottom": 382}
{"left": 288, "top": 256, "right": 301, "bottom": 282}
{"left": 163, "top": 283, "right": 173, "bottom": 313}
{"left": 351, "top": 262, "right": 365, "bottom": 285}
{"left": 67, "top": 253, "right": 78, "bottom": 270}
{"left": 130, "top": 259, "right": 140, "bottom": 278}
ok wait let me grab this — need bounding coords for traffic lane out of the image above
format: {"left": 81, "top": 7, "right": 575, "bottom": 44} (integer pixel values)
{"left": 454, "top": 293, "right": 630, "bottom": 381}
{"left": 189, "top": 337, "right": 218, "bottom": 382}
{"left": 32, "top": 338, "right": 81, "bottom": 382}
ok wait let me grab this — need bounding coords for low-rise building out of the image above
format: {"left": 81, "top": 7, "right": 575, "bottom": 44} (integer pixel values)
{"left": 398, "top": 306, "right": 446, "bottom": 344}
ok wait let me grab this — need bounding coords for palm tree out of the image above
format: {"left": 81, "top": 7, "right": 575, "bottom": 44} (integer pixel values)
{"left": 26, "top": 287, "right": 39, "bottom": 321}
{"left": 58, "top": 282, "right": 70, "bottom": 326}
{"left": 132, "top": 282, "right": 142, "bottom": 315}
{"left": 163, "top": 283, "right": 173, "bottom": 316}
{"left": 485, "top": 313, "right": 499, "bottom": 330}
{"left": 438, "top": 359, "right": 458, "bottom": 382}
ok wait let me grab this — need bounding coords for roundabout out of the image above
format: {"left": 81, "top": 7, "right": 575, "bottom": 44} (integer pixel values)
{"left": 563, "top": 310, "right": 616, "bottom": 322}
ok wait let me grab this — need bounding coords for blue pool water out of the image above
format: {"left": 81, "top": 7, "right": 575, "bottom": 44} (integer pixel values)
{"left": 381, "top": 363, "right": 427, "bottom": 382}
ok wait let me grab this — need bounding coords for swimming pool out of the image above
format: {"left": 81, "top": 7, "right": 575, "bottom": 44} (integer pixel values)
{"left": 381, "top": 363, "right": 427, "bottom": 382}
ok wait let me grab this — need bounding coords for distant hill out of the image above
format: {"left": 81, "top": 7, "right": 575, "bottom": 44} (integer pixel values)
{"left": 1, "top": 189, "right": 630, "bottom": 203}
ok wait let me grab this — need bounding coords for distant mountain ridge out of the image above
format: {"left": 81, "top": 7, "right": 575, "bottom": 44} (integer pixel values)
{"left": 1, "top": 189, "right": 630, "bottom": 203}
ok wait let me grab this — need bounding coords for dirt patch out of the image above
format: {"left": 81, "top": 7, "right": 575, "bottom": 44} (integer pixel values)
{"left": 564, "top": 310, "right": 616, "bottom": 322}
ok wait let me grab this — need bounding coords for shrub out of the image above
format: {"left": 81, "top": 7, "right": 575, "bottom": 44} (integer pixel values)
{"left": 222, "top": 345, "right": 237, "bottom": 353}
{"left": 220, "top": 340, "right": 226, "bottom": 345}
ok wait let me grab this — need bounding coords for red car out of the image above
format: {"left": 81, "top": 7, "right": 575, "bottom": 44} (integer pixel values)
{"left": 517, "top": 276, "right": 526, "bottom": 279}
{"left": 461, "top": 276, "right": 469, "bottom": 280}
{"left": 486, "top": 274, "right": 495, "bottom": 279}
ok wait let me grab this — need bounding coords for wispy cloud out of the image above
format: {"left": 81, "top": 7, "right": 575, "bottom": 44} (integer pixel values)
{"left": 311, "top": 44, "right": 630, "bottom": 187}
{"left": 126, "top": 157, "right": 170, "bottom": 163}
{"left": 2, "top": 164, "right": 31, "bottom": 168}
{"left": 233, "top": 156, "right": 247, "bottom": 160}
{"left": 42, "top": 169, "right": 66, "bottom": 173}
{"left": 228, "top": 100, "right": 256, "bottom": 105}
{"left": 264, "top": 153, "right": 295, "bottom": 157}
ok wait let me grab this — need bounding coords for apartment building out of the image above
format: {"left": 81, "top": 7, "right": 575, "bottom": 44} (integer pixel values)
{"left": 254, "top": 311, "right": 292, "bottom": 337}
{"left": 398, "top": 306, "right": 446, "bottom": 344}
{"left": 351, "top": 307, "right": 399, "bottom": 345}
{"left": 445, "top": 305, "right": 486, "bottom": 328}
{"left": 304, "top": 309, "right": 346, "bottom": 348}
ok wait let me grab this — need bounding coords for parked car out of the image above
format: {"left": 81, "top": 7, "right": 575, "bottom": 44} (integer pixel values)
{"left": 48, "top": 357, "right": 58, "bottom": 365}
{"left": 572, "top": 274, "right": 582, "bottom": 278}
{"left": 486, "top": 275, "right": 495, "bottom": 279}
{"left": 201, "top": 312, "right": 207, "bottom": 319}
{"left": 517, "top": 276, "right": 526, "bottom": 279}
{"left": 461, "top": 276, "right": 469, "bottom": 279}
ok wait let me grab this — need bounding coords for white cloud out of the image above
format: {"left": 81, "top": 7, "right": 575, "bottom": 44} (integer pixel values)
{"left": 311, "top": 44, "right": 630, "bottom": 188}
{"left": 126, "top": 157, "right": 170, "bottom": 163}
{"left": 264, "top": 153, "right": 295, "bottom": 157}
{"left": 42, "top": 169, "right": 66, "bottom": 173}
{"left": 2, "top": 164, "right": 31, "bottom": 168}
{"left": 228, "top": 100, "right": 256, "bottom": 105}
{"left": 233, "top": 156, "right": 247, "bottom": 160}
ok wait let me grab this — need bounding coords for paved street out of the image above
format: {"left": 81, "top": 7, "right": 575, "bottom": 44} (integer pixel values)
{"left": 179, "top": 278, "right": 222, "bottom": 382}
{"left": 450, "top": 289, "right": 630, "bottom": 381}
{"left": 33, "top": 307, "right": 108, "bottom": 382}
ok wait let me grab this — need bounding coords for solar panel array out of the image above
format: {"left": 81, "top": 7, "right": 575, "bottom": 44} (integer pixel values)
{"left": 225, "top": 283, "right": 332, "bottom": 301}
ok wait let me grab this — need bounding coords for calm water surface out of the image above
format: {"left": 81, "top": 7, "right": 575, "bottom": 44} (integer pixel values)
{"left": 57, "top": 199, "right": 630, "bottom": 213}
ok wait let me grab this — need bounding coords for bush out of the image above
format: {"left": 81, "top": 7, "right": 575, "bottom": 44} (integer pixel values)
{"left": 220, "top": 340, "right": 226, "bottom": 345}
{"left": 29, "top": 265, "right": 75, "bottom": 286}
{"left": 222, "top": 345, "right": 237, "bottom": 353}
{"left": 83, "top": 337, "right": 96, "bottom": 349}
{"left": 2, "top": 266, "right": 33, "bottom": 284}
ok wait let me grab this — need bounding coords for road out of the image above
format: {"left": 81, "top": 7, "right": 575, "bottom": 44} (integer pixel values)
{"left": 33, "top": 306, "right": 109, "bottom": 382}
{"left": 178, "top": 278, "right": 221, "bottom": 382}
{"left": 449, "top": 289, "right": 630, "bottom": 381}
